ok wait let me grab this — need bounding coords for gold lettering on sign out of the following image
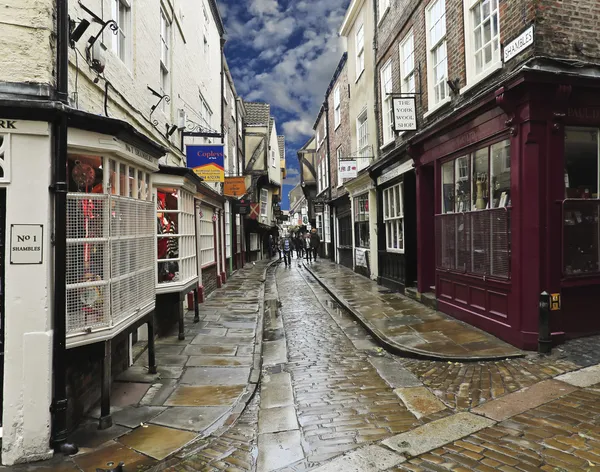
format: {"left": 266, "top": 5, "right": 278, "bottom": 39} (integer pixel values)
{"left": 457, "top": 130, "right": 478, "bottom": 148}
{"left": 567, "top": 107, "right": 600, "bottom": 121}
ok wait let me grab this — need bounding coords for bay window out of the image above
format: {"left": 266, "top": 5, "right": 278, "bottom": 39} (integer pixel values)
{"left": 381, "top": 60, "right": 394, "bottom": 145}
{"left": 426, "top": 0, "right": 448, "bottom": 109}
{"left": 66, "top": 154, "right": 155, "bottom": 340}
{"left": 384, "top": 184, "right": 404, "bottom": 252}
{"left": 354, "top": 194, "right": 370, "bottom": 248}
{"left": 437, "top": 139, "right": 511, "bottom": 279}
{"left": 199, "top": 206, "right": 215, "bottom": 267}
{"left": 464, "top": 0, "right": 501, "bottom": 86}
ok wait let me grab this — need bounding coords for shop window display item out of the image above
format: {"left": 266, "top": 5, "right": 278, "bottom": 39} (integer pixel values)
{"left": 157, "top": 190, "right": 180, "bottom": 283}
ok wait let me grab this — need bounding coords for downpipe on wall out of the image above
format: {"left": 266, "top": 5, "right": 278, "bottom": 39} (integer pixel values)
{"left": 50, "top": 0, "right": 78, "bottom": 456}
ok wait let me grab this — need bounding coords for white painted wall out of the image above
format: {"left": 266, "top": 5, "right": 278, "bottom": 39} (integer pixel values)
{"left": 268, "top": 121, "right": 281, "bottom": 186}
{"left": 68, "top": 0, "right": 223, "bottom": 167}
{"left": 1, "top": 122, "right": 54, "bottom": 465}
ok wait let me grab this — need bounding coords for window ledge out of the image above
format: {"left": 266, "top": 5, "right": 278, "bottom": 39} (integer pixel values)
{"left": 380, "top": 139, "right": 395, "bottom": 151}
{"left": 378, "top": 6, "right": 390, "bottom": 26}
{"left": 355, "top": 69, "right": 365, "bottom": 84}
{"left": 423, "top": 96, "right": 451, "bottom": 119}
{"left": 460, "top": 61, "right": 503, "bottom": 95}
{"left": 386, "top": 248, "right": 405, "bottom": 254}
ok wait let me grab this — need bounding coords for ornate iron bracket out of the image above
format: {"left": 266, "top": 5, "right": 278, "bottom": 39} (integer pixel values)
{"left": 148, "top": 86, "right": 171, "bottom": 127}
{"left": 495, "top": 87, "right": 518, "bottom": 137}
{"left": 84, "top": 20, "right": 118, "bottom": 59}
{"left": 551, "top": 84, "right": 572, "bottom": 134}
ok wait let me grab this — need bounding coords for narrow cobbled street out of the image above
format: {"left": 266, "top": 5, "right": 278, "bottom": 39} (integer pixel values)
{"left": 161, "top": 259, "right": 600, "bottom": 472}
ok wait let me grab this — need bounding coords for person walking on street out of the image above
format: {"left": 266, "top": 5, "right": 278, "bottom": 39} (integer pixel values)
{"left": 282, "top": 233, "right": 292, "bottom": 266}
{"left": 310, "top": 228, "right": 321, "bottom": 261}
{"left": 305, "top": 232, "right": 312, "bottom": 262}
{"left": 268, "top": 235, "right": 274, "bottom": 259}
{"left": 295, "top": 233, "right": 303, "bottom": 259}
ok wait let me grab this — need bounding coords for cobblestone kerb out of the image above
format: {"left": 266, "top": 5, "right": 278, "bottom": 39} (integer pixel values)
{"left": 302, "top": 263, "right": 524, "bottom": 362}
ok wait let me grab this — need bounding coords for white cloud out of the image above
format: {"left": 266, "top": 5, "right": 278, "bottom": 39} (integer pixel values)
{"left": 282, "top": 117, "right": 315, "bottom": 143}
{"left": 283, "top": 167, "right": 301, "bottom": 186}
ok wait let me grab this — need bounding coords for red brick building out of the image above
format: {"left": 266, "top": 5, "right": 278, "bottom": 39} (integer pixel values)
{"left": 370, "top": 0, "right": 600, "bottom": 349}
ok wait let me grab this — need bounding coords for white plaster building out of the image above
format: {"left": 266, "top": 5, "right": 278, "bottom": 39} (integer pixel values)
{"left": 339, "top": 0, "right": 380, "bottom": 280}
{"left": 0, "top": 0, "right": 227, "bottom": 465}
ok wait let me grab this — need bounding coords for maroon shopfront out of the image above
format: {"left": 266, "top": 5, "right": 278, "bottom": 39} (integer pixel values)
{"left": 413, "top": 68, "right": 600, "bottom": 350}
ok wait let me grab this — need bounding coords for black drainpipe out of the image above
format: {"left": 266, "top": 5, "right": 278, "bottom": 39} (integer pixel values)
{"left": 50, "top": 0, "right": 78, "bottom": 455}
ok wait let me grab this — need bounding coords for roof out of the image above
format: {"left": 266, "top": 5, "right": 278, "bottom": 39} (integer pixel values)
{"left": 158, "top": 165, "right": 204, "bottom": 188}
{"left": 277, "top": 136, "right": 285, "bottom": 159}
{"left": 244, "top": 102, "right": 270, "bottom": 126}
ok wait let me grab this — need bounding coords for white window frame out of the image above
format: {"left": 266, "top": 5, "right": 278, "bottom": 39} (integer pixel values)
{"left": 111, "top": 0, "right": 131, "bottom": 66}
{"left": 380, "top": 60, "right": 394, "bottom": 146}
{"left": 260, "top": 188, "right": 269, "bottom": 217}
{"left": 399, "top": 31, "right": 416, "bottom": 95}
{"left": 225, "top": 201, "right": 232, "bottom": 258}
{"left": 199, "top": 206, "right": 216, "bottom": 268}
{"left": 334, "top": 86, "right": 341, "bottom": 129}
{"left": 271, "top": 149, "right": 276, "bottom": 168}
{"left": 316, "top": 128, "right": 321, "bottom": 147}
{"left": 324, "top": 205, "right": 331, "bottom": 243}
{"left": 383, "top": 183, "right": 405, "bottom": 253}
{"left": 355, "top": 23, "right": 365, "bottom": 81}
{"left": 324, "top": 153, "right": 329, "bottom": 191}
{"left": 337, "top": 146, "right": 344, "bottom": 187}
{"left": 425, "top": 0, "right": 450, "bottom": 115}
{"left": 378, "top": 0, "right": 391, "bottom": 22}
{"left": 357, "top": 109, "right": 369, "bottom": 171}
{"left": 323, "top": 115, "right": 328, "bottom": 140}
{"left": 160, "top": 8, "right": 171, "bottom": 112}
{"left": 462, "top": 0, "right": 502, "bottom": 93}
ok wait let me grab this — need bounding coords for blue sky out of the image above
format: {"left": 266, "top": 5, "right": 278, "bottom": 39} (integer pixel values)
{"left": 220, "top": 0, "right": 351, "bottom": 210}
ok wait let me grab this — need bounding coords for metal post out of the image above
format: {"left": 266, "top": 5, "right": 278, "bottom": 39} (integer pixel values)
{"left": 538, "top": 291, "right": 552, "bottom": 354}
{"left": 147, "top": 315, "right": 157, "bottom": 375}
{"left": 193, "top": 287, "right": 200, "bottom": 323}
{"left": 99, "top": 340, "right": 113, "bottom": 430}
{"left": 178, "top": 294, "right": 185, "bottom": 341}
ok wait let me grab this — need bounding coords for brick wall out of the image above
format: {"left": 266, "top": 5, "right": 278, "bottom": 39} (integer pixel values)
{"left": 65, "top": 337, "right": 129, "bottom": 430}
{"left": 374, "top": 0, "right": 542, "bottom": 151}
{"left": 536, "top": 0, "right": 600, "bottom": 61}
{"left": 315, "top": 110, "right": 328, "bottom": 195}
{"left": 327, "top": 58, "right": 351, "bottom": 201}
{"left": 203, "top": 263, "right": 219, "bottom": 298}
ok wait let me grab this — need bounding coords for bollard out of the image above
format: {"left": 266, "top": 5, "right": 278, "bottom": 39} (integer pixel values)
{"left": 538, "top": 291, "right": 552, "bottom": 354}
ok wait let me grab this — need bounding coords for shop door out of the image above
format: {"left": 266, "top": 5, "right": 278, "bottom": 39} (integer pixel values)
{"left": 0, "top": 188, "right": 5, "bottom": 426}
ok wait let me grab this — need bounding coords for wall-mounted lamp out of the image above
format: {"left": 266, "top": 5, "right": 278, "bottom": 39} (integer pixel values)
{"left": 69, "top": 18, "right": 90, "bottom": 46}
{"left": 166, "top": 124, "right": 178, "bottom": 137}
{"left": 446, "top": 79, "right": 460, "bottom": 95}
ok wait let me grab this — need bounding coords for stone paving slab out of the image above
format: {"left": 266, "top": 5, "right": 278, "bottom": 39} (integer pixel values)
{"left": 472, "top": 379, "right": 579, "bottom": 421}
{"left": 309, "top": 445, "right": 406, "bottom": 472}
{"left": 394, "top": 387, "right": 447, "bottom": 419}
{"left": 382, "top": 412, "right": 495, "bottom": 457}
{"left": 556, "top": 363, "right": 600, "bottom": 387}
{"left": 304, "top": 261, "right": 523, "bottom": 361}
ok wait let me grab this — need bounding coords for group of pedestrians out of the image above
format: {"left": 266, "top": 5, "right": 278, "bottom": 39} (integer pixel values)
{"left": 272, "top": 229, "right": 321, "bottom": 267}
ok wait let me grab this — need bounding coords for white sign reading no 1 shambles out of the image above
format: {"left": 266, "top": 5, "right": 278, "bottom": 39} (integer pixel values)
{"left": 10, "top": 224, "right": 43, "bottom": 264}
{"left": 393, "top": 97, "right": 417, "bottom": 132}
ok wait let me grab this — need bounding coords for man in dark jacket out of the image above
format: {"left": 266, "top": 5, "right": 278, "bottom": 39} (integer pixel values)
{"left": 310, "top": 228, "right": 321, "bottom": 261}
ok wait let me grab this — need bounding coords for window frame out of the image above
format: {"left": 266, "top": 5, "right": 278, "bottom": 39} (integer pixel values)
{"left": 355, "top": 23, "right": 365, "bottom": 81}
{"left": 354, "top": 193, "right": 370, "bottom": 249}
{"left": 399, "top": 31, "right": 416, "bottom": 96}
{"left": 462, "top": 0, "right": 502, "bottom": 92}
{"left": 337, "top": 146, "right": 344, "bottom": 187}
{"left": 380, "top": 59, "right": 394, "bottom": 146}
{"left": 378, "top": 0, "right": 391, "bottom": 23}
{"left": 356, "top": 109, "right": 369, "bottom": 172}
{"left": 111, "top": 0, "right": 132, "bottom": 67}
{"left": 260, "top": 188, "right": 269, "bottom": 217}
{"left": 425, "top": 0, "right": 450, "bottom": 113}
{"left": 334, "top": 86, "right": 341, "bottom": 129}
{"left": 383, "top": 183, "right": 405, "bottom": 253}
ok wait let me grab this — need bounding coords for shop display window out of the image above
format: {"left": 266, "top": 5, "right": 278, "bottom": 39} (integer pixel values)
{"left": 436, "top": 139, "right": 511, "bottom": 279}
{"left": 66, "top": 154, "right": 155, "bottom": 339}
{"left": 354, "top": 194, "right": 370, "bottom": 248}
{"left": 563, "top": 127, "right": 600, "bottom": 277}
{"left": 199, "top": 206, "right": 216, "bottom": 266}
{"left": 156, "top": 188, "right": 197, "bottom": 286}
{"left": 383, "top": 183, "right": 404, "bottom": 252}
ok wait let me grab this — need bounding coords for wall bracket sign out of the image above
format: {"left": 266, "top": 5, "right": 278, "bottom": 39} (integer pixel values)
{"left": 10, "top": 224, "right": 43, "bottom": 264}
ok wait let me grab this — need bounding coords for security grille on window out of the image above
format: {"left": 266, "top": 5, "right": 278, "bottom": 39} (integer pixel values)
{"left": 384, "top": 184, "right": 405, "bottom": 252}
{"left": 400, "top": 32, "right": 415, "bottom": 94}
{"left": 380, "top": 60, "right": 394, "bottom": 145}
{"left": 356, "top": 23, "right": 365, "bottom": 79}
{"left": 66, "top": 154, "right": 155, "bottom": 339}
{"left": 112, "top": 0, "right": 131, "bottom": 64}
{"left": 437, "top": 139, "right": 511, "bottom": 279}
{"left": 156, "top": 188, "right": 197, "bottom": 287}
{"left": 426, "top": 0, "right": 448, "bottom": 107}
{"left": 334, "top": 86, "right": 341, "bottom": 128}
{"left": 467, "top": 0, "right": 501, "bottom": 79}
{"left": 199, "top": 206, "right": 216, "bottom": 267}
{"left": 354, "top": 194, "right": 370, "bottom": 248}
{"left": 225, "top": 201, "right": 232, "bottom": 258}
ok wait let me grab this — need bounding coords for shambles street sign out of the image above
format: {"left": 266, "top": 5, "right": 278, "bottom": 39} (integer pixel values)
{"left": 186, "top": 145, "right": 224, "bottom": 182}
{"left": 504, "top": 25, "right": 534, "bottom": 63}
{"left": 393, "top": 97, "right": 417, "bottom": 132}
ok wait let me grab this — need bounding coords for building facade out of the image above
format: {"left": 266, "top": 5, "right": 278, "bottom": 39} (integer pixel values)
{"left": 339, "top": 0, "right": 380, "bottom": 280}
